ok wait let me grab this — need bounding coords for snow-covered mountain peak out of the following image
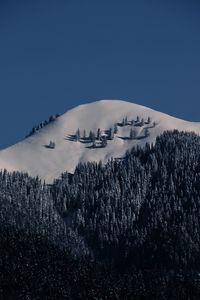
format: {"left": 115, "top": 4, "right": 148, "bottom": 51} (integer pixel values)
{"left": 0, "top": 99, "right": 199, "bottom": 182}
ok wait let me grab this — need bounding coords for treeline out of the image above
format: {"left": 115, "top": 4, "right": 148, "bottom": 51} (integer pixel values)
{"left": 1, "top": 130, "right": 200, "bottom": 298}
{"left": 0, "top": 171, "right": 87, "bottom": 256}
{"left": 52, "top": 130, "right": 200, "bottom": 270}
{"left": 26, "top": 113, "right": 60, "bottom": 137}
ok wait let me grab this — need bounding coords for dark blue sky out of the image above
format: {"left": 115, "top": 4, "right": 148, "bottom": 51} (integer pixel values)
{"left": 0, "top": 0, "right": 200, "bottom": 148}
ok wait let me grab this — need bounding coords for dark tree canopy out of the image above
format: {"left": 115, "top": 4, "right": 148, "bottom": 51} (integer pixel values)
{"left": 1, "top": 130, "right": 200, "bottom": 298}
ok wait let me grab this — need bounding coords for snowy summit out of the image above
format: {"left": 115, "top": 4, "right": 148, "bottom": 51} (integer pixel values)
{"left": 0, "top": 99, "right": 200, "bottom": 183}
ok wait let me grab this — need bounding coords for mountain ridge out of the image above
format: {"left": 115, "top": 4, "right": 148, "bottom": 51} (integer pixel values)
{"left": 0, "top": 99, "right": 200, "bottom": 182}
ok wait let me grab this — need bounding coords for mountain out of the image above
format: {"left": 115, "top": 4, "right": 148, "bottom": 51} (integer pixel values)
{"left": 0, "top": 99, "right": 200, "bottom": 183}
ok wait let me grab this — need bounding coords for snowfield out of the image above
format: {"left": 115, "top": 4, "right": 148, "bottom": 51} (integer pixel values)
{"left": 0, "top": 99, "right": 200, "bottom": 183}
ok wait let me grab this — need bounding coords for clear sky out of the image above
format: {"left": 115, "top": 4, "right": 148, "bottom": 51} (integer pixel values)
{"left": 0, "top": 0, "right": 200, "bottom": 148}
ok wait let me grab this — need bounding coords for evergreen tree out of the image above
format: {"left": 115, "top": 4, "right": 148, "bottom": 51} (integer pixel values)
{"left": 97, "top": 128, "right": 101, "bottom": 140}
{"left": 130, "top": 128, "right": 136, "bottom": 139}
{"left": 108, "top": 128, "right": 114, "bottom": 140}
{"left": 83, "top": 129, "right": 87, "bottom": 139}
{"left": 49, "top": 115, "right": 56, "bottom": 122}
{"left": 114, "top": 123, "right": 118, "bottom": 134}
{"left": 101, "top": 136, "right": 107, "bottom": 147}
{"left": 76, "top": 128, "right": 80, "bottom": 141}
{"left": 2, "top": 130, "right": 200, "bottom": 298}
{"left": 146, "top": 116, "right": 151, "bottom": 124}
{"left": 89, "top": 130, "right": 95, "bottom": 142}
{"left": 48, "top": 141, "right": 55, "bottom": 149}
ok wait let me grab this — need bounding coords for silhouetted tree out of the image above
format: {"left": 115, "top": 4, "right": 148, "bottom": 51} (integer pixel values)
{"left": 83, "top": 129, "right": 87, "bottom": 139}
{"left": 97, "top": 128, "right": 101, "bottom": 140}
{"left": 147, "top": 116, "right": 151, "bottom": 124}
{"left": 108, "top": 128, "right": 114, "bottom": 140}
{"left": 89, "top": 130, "right": 95, "bottom": 142}
{"left": 114, "top": 123, "right": 118, "bottom": 134}
{"left": 48, "top": 141, "right": 55, "bottom": 149}
{"left": 76, "top": 128, "right": 80, "bottom": 141}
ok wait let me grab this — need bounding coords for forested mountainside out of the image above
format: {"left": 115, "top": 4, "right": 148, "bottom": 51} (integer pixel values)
{"left": 1, "top": 130, "right": 200, "bottom": 299}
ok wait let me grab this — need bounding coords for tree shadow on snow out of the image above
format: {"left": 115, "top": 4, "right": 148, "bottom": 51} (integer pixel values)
{"left": 43, "top": 145, "right": 54, "bottom": 149}
{"left": 117, "top": 135, "right": 147, "bottom": 141}
{"left": 65, "top": 134, "right": 77, "bottom": 142}
{"left": 117, "top": 136, "right": 131, "bottom": 141}
{"left": 80, "top": 138, "right": 92, "bottom": 144}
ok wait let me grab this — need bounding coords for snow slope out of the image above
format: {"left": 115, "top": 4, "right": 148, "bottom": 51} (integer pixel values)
{"left": 0, "top": 99, "right": 200, "bottom": 183}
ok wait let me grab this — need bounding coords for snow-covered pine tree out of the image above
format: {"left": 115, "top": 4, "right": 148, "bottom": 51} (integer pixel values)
{"left": 101, "top": 136, "right": 107, "bottom": 147}
{"left": 108, "top": 128, "right": 114, "bottom": 140}
{"left": 48, "top": 141, "right": 55, "bottom": 149}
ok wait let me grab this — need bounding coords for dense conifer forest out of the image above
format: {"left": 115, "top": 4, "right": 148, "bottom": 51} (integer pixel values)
{"left": 1, "top": 130, "right": 200, "bottom": 299}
